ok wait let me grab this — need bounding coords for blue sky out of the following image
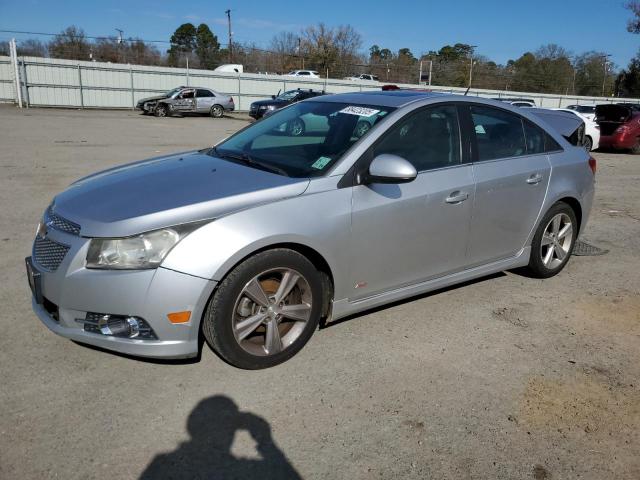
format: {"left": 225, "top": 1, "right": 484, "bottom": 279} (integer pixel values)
{"left": 1, "top": 0, "right": 637, "bottom": 68}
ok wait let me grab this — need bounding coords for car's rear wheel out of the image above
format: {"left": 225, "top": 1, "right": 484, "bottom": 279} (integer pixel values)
{"left": 210, "top": 105, "right": 224, "bottom": 118}
{"left": 525, "top": 202, "right": 577, "bottom": 278}
{"left": 287, "top": 118, "right": 305, "bottom": 136}
{"left": 155, "top": 104, "right": 169, "bottom": 117}
{"left": 202, "top": 249, "right": 323, "bottom": 369}
{"left": 583, "top": 135, "right": 593, "bottom": 152}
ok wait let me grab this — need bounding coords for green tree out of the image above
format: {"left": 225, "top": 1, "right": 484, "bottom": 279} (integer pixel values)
{"left": 195, "top": 24, "right": 220, "bottom": 69}
{"left": 615, "top": 52, "right": 640, "bottom": 97}
{"left": 167, "top": 23, "right": 197, "bottom": 66}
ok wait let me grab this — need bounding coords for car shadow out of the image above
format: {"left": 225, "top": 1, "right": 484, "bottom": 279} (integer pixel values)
{"left": 139, "top": 395, "right": 301, "bottom": 480}
{"left": 320, "top": 271, "right": 506, "bottom": 330}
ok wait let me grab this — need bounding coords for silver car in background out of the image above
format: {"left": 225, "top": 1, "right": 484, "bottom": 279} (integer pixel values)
{"left": 136, "top": 86, "right": 235, "bottom": 118}
{"left": 27, "top": 92, "right": 595, "bottom": 369}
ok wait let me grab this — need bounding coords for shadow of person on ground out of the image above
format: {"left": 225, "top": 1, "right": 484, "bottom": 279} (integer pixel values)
{"left": 140, "top": 395, "right": 301, "bottom": 480}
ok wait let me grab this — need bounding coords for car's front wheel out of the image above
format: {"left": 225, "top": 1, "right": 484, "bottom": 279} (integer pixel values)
{"left": 202, "top": 249, "right": 324, "bottom": 369}
{"left": 583, "top": 135, "right": 593, "bottom": 152}
{"left": 525, "top": 202, "right": 577, "bottom": 278}
{"left": 155, "top": 104, "right": 169, "bottom": 117}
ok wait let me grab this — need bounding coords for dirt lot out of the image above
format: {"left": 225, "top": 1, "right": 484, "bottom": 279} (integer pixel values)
{"left": 0, "top": 106, "right": 638, "bottom": 479}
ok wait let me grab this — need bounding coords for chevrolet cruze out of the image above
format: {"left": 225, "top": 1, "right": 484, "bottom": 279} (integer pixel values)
{"left": 27, "top": 91, "right": 596, "bottom": 369}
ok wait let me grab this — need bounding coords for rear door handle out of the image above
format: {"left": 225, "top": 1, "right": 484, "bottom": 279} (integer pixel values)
{"left": 445, "top": 191, "right": 469, "bottom": 204}
{"left": 526, "top": 173, "right": 543, "bottom": 185}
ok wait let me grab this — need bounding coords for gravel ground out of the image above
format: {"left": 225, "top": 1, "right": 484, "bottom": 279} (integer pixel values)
{"left": 0, "top": 105, "right": 638, "bottom": 480}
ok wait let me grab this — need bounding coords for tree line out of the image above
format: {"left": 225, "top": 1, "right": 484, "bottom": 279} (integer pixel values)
{"left": 2, "top": 2, "right": 639, "bottom": 98}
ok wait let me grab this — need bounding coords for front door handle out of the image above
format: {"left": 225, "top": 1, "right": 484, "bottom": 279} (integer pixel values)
{"left": 445, "top": 191, "right": 469, "bottom": 204}
{"left": 526, "top": 173, "right": 543, "bottom": 185}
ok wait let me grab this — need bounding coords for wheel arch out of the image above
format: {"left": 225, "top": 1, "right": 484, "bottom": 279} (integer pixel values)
{"left": 205, "top": 241, "right": 335, "bottom": 320}
{"left": 555, "top": 196, "right": 583, "bottom": 235}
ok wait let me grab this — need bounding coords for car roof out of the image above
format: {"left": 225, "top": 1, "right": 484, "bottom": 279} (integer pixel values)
{"left": 316, "top": 90, "right": 445, "bottom": 107}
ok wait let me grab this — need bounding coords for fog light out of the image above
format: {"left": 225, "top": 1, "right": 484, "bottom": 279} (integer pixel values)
{"left": 80, "top": 313, "right": 157, "bottom": 339}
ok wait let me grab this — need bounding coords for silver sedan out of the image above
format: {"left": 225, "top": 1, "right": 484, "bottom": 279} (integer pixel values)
{"left": 27, "top": 92, "right": 595, "bottom": 369}
{"left": 136, "top": 87, "right": 235, "bottom": 118}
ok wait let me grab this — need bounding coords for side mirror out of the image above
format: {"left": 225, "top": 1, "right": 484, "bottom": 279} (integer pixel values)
{"left": 365, "top": 154, "right": 417, "bottom": 184}
{"left": 271, "top": 95, "right": 276, "bottom": 100}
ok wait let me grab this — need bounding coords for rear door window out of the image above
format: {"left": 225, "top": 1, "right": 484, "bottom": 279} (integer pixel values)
{"left": 196, "top": 89, "right": 214, "bottom": 97}
{"left": 470, "top": 106, "right": 526, "bottom": 161}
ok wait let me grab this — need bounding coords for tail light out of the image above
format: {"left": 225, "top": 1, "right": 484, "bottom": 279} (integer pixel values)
{"left": 588, "top": 156, "right": 597, "bottom": 175}
{"left": 230, "top": 97, "right": 235, "bottom": 104}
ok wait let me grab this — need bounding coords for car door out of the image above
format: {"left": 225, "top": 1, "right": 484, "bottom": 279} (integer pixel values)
{"left": 172, "top": 89, "right": 196, "bottom": 113}
{"left": 196, "top": 89, "right": 215, "bottom": 112}
{"left": 349, "top": 104, "right": 475, "bottom": 300}
{"left": 465, "top": 105, "right": 551, "bottom": 266}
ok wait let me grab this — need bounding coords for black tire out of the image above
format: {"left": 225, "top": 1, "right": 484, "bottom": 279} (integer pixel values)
{"left": 155, "top": 104, "right": 169, "bottom": 117}
{"left": 583, "top": 135, "right": 593, "bottom": 152}
{"left": 525, "top": 202, "right": 578, "bottom": 279}
{"left": 210, "top": 105, "right": 224, "bottom": 118}
{"left": 202, "top": 249, "right": 324, "bottom": 369}
{"left": 631, "top": 138, "right": 640, "bottom": 155}
{"left": 287, "top": 118, "right": 305, "bottom": 136}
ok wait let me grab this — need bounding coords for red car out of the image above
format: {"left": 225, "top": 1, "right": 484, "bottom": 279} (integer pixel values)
{"left": 595, "top": 104, "right": 640, "bottom": 154}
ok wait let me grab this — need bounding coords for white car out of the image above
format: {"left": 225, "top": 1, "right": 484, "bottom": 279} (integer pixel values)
{"left": 565, "top": 105, "right": 596, "bottom": 122}
{"left": 554, "top": 108, "right": 600, "bottom": 151}
{"left": 285, "top": 70, "right": 320, "bottom": 78}
{"left": 346, "top": 74, "right": 379, "bottom": 82}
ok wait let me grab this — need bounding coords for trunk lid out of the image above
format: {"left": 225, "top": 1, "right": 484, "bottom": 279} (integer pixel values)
{"left": 595, "top": 104, "right": 632, "bottom": 136}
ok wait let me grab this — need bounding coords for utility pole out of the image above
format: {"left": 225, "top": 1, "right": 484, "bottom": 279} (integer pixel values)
{"left": 428, "top": 59, "right": 433, "bottom": 86}
{"left": 601, "top": 54, "right": 611, "bottom": 97}
{"left": 298, "top": 37, "right": 303, "bottom": 69}
{"left": 225, "top": 9, "right": 232, "bottom": 63}
{"left": 418, "top": 60, "right": 423, "bottom": 85}
{"left": 468, "top": 45, "right": 478, "bottom": 88}
{"left": 115, "top": 29, "right": 124, "bottom": 63}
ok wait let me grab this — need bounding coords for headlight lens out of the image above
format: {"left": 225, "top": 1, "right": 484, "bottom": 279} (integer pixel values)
{"left": 86, "top": 223, "right": 203, "bottom": 270}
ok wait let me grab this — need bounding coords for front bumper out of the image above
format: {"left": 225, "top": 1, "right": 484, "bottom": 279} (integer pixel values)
{"left": 28, "top": 228, "right": 216, "bottom": 359}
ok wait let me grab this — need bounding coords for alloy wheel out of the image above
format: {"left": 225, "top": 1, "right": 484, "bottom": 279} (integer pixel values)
{"left": 232, "top": 268, "right": 312, "bottom": 356}
{"left": 540, "top": 213, "right": 573, "bottom": 269}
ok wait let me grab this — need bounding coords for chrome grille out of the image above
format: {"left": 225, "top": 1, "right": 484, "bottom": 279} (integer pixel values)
{"left": 33, "top": 237, "right": 70, "bottom": 271}
{"left": 46, "top": 207, "right": 81, "bottom": 236}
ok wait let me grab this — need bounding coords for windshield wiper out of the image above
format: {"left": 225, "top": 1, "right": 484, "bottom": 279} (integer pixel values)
{"left": 212, "top": 148, "right": 289, "bottom": 177}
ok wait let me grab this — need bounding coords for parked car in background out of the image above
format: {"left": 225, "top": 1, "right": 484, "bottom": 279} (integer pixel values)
{"left": 554, "top": 108, "right": 600, "bottom": 151}
{"left": 566, "top": 104, "right": 596, "bottom": 121}
{"left": 213, "top": 64, "right": 243, "bottom": 73}
{"left": 28, "top": 91, "right": 595, "bottom": 369}
{"left": 494, "top": 98, "right": 536, "bottom": 107}
{"left": 346, "top": 74, "right": 379, "bottom": 82}
{"left": 249, "top": 89, "right": 325, "bottom": 120}
{"left": 285, "top": 70, "right": 320, "bottom": 78}
{"left": 595, "top": 104, "right": 640, "bottom": 154}
{"left": 136, "top": 87, "right": 234, "bottom": 118}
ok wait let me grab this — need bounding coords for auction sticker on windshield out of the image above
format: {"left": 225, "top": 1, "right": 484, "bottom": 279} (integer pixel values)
{"left": 339, "top": 106, "right": 380, "bottom": 117}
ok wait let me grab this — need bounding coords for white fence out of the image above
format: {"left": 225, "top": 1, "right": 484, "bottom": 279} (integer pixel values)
{"left": 1, "top": 54, "right": 638, "bottom": 111}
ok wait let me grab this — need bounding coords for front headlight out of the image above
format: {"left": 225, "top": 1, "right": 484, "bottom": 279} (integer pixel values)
{"left": 86, "top": 223, "right": 204, "bottom": 270}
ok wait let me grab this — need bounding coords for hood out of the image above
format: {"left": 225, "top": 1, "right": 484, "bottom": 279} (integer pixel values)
{"left": 251, "top": 99, "right": 288, "bottom": 108}
{"left": 138, "top": 94, "right": 169, "bottom": 104}
{"left": 53, "top": 151, "right": 309, "bottom": 237}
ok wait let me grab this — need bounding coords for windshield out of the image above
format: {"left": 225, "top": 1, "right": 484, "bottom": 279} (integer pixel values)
{"left": 166, "top": 87, "right": 182, "bottom": 98}
{"left": 213, "top": 101, "right": 394, "bottom": 178}
{"left": 276, "top": 90, "right": 301, "bottom": 101}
